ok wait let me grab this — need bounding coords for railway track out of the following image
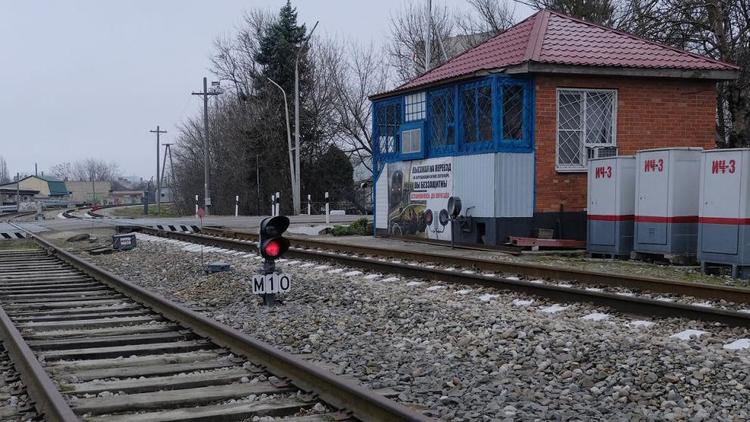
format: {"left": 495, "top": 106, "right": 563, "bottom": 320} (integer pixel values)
{"left": 0, "top": 229, "right": 428, "bottom": 421}
{"left": 138, "top": 226, "right": 750, "bottom": 328}
{"left": 195, "top": 226, "right": 750, "bottom": 305}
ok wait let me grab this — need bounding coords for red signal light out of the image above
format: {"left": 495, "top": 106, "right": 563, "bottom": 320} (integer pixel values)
{"left": 264, "top": 240, "right": 281, "bottom": 258}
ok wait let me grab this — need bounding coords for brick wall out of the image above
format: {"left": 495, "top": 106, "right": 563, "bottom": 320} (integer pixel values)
{"left": 534, "top": 74, "right": 717, "bottom": 213}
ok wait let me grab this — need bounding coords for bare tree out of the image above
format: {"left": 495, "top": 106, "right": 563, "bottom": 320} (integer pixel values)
{"left": 0, "top": 156, "right": 9, "bottom": 184}
{"left": 457, "top": 0, "right": 516, "bottom": 35}
{"left": 322, "top": 39, "right": 391, "bottom": 173}
{"left": 50, "top": 159, "right": 119, "bottom": 182}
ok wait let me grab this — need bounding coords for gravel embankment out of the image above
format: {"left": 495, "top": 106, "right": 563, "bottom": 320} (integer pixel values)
{"left": 85, "top": 235, "right": 750, "bottom": 421}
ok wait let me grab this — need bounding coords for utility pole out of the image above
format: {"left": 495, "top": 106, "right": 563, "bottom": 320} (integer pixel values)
{"left": 15, "top": 173, "right": 19, "bottom": 210}
{"left": 425, "top": 0, "right": 432, "bottom": 71}
{"left": 150, "top": 125, "right": 167, "bottom": 215}
{"left": 293, "top": 21, "right": 318, "bottom": 215}
{"left": 161, "top": 143, "right": 174, "bottom": 202}
{"left": 192, "top": 77, "right": 220, "bottom": 215}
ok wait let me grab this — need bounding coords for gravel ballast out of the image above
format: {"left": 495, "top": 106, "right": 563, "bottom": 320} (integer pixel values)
{"left": 82, "top": 234, "right": 750, "bottom": 421}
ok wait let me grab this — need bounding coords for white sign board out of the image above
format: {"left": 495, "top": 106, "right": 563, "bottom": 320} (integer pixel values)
{"left": 251, "top": 273, "right": 291, "bottom": 295}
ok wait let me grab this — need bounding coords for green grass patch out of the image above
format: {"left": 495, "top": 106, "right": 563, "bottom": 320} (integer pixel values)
{"left": 110, "top": 204, "right": 183, "bottom": 218}
{"left": 0, "top": 240, "right": 38, "bottom": 251}
{"left": 331, "top": 218, "right": 371, "bottom": 236}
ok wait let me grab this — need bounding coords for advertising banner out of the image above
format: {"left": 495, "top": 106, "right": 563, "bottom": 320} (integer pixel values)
{"left": 387, "top": 157, "right": 453, "bottom": 240}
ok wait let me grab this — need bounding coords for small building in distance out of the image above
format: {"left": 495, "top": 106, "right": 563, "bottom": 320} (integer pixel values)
{"left": 0, "top": 186, "right": 39, "bottom": 205}
{"left": 0, "top": 175, "right": 69, "bottom": 201}
{"left": 112, "top": 190, "right": 145, "bottom": 205}
{"left": 66, "top": 181, "right": 112, "bottom": 205}
{"left": 369, "top": 9, "right": 739, "bottom": 246}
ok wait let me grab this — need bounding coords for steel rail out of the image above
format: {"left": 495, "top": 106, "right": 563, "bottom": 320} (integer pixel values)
{"left": 17, "top": 226, "right": 431, "bottom": 422}
{"left": 197, "top": 227, "right": 750, "bottom": 305}
{"left": 139, "top": 227, "right": 750, "bottom": 328}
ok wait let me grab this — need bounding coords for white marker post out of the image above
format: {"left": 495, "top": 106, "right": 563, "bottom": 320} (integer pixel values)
{"left": 275, "top": 192, "right": 280, "bottom": 217}
{"left": 195, "top": 195, "right": 199, "bottom": 218}
{"left": 325, "top": 191, "right": 330, "bottom": 224}
{"left": 307, "top": 194, "right": 311, "bottom": 215}
{"left": 235, "top": 195, "right": 239, "bottom": 217}
{"left": 271, "top": 194, "right": 275, "bottom": 216}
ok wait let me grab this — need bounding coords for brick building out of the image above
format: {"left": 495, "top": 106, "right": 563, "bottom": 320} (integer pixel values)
{"left": 370, "top": 10, "right": 738, "bottom": 244}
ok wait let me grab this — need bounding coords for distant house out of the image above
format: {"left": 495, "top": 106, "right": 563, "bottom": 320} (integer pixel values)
{"left": 66, "top": 181, "right": 112, "bottom": 204}
{"left": 112, "top": 191, "right": 144, "bottom": 205}
{"left": 0, "top": 186, "right": 39, "bottom": 205}
{"left": 369, "top": 9, "right": 739, "bottom": 244}
{"left": 0, "top": 175, "right": 69, "bottom": 200}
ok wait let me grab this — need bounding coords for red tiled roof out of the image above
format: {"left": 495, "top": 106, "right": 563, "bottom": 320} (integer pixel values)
{"left": 380, "top": 10, "right": 738, "bottom": 97}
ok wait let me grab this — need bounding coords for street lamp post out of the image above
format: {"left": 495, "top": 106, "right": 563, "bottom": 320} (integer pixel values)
{"left": 292, "top": 21, "right": 319, "bottom": 215}
{"left": 266, "top": 77, "right": 295, "bottom": 216}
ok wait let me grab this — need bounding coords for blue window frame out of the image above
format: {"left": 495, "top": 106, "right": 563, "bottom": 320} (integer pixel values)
{"left": 496, "top": 78, "right": 533, "bottom": 150}
{"left": 428, "top": 88, "right": 456, "bottom": 154}
{"left": 374, "top": 99, "right": 401, "bottom": 158}
{"left": 458, "top": 81, "right": 494, "bottom": 152}
{"left": 372, "top": 74, "right": 533, "bottom": 175}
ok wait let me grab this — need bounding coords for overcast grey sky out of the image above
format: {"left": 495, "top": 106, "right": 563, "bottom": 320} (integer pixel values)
{"left": 0, "top": 0, "right": 531, "bottom": 180}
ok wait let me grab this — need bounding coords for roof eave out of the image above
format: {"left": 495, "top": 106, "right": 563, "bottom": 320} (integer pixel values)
{"left": 369, "top": 69, "right": 505, "bottom": 101}
{"left": 507, "top": 62, "right": 739, "bottom": 80}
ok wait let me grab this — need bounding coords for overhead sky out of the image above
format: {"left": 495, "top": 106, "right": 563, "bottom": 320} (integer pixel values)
{"left": 0, "top": 0, "right": 531, "bottom": 180}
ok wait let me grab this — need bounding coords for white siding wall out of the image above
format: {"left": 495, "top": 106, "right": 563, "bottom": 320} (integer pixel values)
{"left": 495, "top": 153, "right": 534, "bottom": 217}
{"left": 375, "top": 165, "right": 388, "bottom": 229}
{"left": 453, "top": 154, "right": 496, "bottom": 217}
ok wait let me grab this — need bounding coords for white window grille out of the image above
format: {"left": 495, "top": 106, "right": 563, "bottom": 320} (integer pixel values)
{"left": 401, "top": 128, "right": 422, "bottom": 154}
{"left": 405, "top": 92, "right": 426, "bottom": 121}
{"left": 556, "top": 88, "right": 617, "bottom": 171}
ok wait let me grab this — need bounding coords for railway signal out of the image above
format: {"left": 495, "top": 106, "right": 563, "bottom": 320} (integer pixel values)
{"left": 254, "top": 216, "right": 291, "bottom": 306}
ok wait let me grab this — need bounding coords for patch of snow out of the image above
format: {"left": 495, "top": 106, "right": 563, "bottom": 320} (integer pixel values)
{"left": 363, "top": 274, "right": 381, "bottom": 280}
{"left": 512, "top": 299, "right": 534, "bottom": 307}
{"left": 585, "top": 287, "right": 603, "bottom": 292}
{"left": 616, "top": 291, "right": 635, "bottom": 297}
{"left": 343, "top": 271, "right": 362, "bottom": 277}
{"left": 656, "top": 297, "right": 675, "bottom": 302}
{"left": 405, "top": 281, "right": 424, "bottom": 287}
{"left": 670, "top": 329, "right": 708, "bottom": 341}
{"left": 390, "top": 260, "right": 402, "bottom": 264}
{"left": 723, "top": 339, "right": 750, "bottom": 351}
{"left": 629, "top": 320, "right": 655, "bottom": 328}
{"left": 482, "top": 273, "right": 496, "bottom": 277}
{"left": 426, "top": 285, "right": 446, "bottom": 291}
{"left": 461, "top": 270, "right": 475, "bottom": 274}
{"left": 692, "top": 302, "right": 713, "bottom": 308}
{"left": 478, "top": 294, "right": 499, "bottom": 302}
{"left": 380, "top": 277, "right": 400, "bottom": 283}
{"left": 300, "top": 263, "right": 315, "bottom": 268}
{"left": 444, "top": 267, "right": 456, "bottom": 272}
{"left": 506, "top": 276, "right": 521, "bottom": 281}
{"left": 581, "top": 312, "right": 610, "bottom": 321}
{"left": 539, "top": 304, "right": 569, "bottom": 314}
{"left": 557, "top": 283, "right": 572, "bottom": 288}
{"left": 528, "top": 279, "right": 544, "bottom": 284}
{"left": 740, "top": 309, "right": 750, "bottom": 314}
{"left": 455, "top": 289, "right": 472, "bottom": 295}
{"left": 327, "top": 269, "right": 343, "bottom": 274}
{"left": 313, "top": 265, "right": 330, "bottom": 270}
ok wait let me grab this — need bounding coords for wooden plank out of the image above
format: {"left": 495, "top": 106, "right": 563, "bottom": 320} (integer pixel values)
{"left": 9, "top": 303, "right": 141, "bottom": 317}
{"left": 27, "top": 330, "right": 192, "bottom": 350}
{"left": 67, "top": 367, "right": 250, "bottom": 394}
{"left": 71, "top": 383, "right": 292, "bottom": 414}
{"left": 12, "top": 309, "right": 150, "bottom": 323}
{"left": 59, "top": 359, "right": 237, "bottom": 382}
{"left": 23, "top": 323, "right": 179, "bottom": 340}
{"left": 39, "top": 340, "right": 215, "bottom": 360}
{"left": 47, "top": 350, "right": 224, "bottom": 372}
{"left": 83, "top": 398, "right": 313, "bottom": 422}
{"left": 3, "top": 299, "right": 128, "bottom": 310}
{"left": 0, "top": 285, "right": 105, "bottom": 294}
{"left": 17, "top": 315, "right": 159, "bottom": 330}
{"left": 2, "top": 289, "right": 112, "bottom": 299}
{"left": 4, "top": 293, "right": 123, "bottom": 304}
